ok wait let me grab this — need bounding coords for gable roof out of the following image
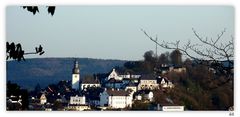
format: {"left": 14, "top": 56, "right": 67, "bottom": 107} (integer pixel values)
{"left": 126, "top": 81, "right": 138, "bottom": 87}
{"left": 158, "top": 77, "right": 170, "bottom": 83}
{"left": 82, "top": 77, "right": 100, "bottom": 84}
{"left": 106, "top": 89, "right": 130, "bottom": 96}
{"left": 108, "top": 78, "right": 123, "bottom": 83}
{"left": 140, "top": 74, "right": 157, "bottom": 80}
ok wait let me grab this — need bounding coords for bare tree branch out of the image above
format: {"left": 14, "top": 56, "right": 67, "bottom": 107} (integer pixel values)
{"left": 141, "top": 28, "right": 234, "bottom": 77}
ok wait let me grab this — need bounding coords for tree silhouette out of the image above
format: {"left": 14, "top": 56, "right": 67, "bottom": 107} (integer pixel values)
{"left": 170, "top": 49, "right": 182, "bottom": 65}
{"left": 22, "top": 6, "right": 56, "bottom": 16}
{"left": 6, "top": 42, "right": 45, "bottom": 61}
{"left": 8, "top": 6, "right": 53, "bottom": 61}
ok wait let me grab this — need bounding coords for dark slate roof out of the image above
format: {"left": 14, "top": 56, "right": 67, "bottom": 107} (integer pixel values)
{"left": 160, "top": 66, "right": 171, "bottom": 71}
{"left": 122, "top": 78, "right": 130, "bottom": 81}
{"left": 37, "top": 93, "right": 45, "bottom": 99}
{"left": 96, "top": 73, "right": 109, "bottom": 79}
{"left": 82, "top": 78, "right": 100, "bottom": 84}
{"left": 140, "top": 74, "right": 157, "bottom": 80}
{"left": 68, "top": 104, "right": 89, "bottom": 106}
{"left": 108, "top": 78, "right": 123, "bottom": 83}
{"left": 126, "top": 81, "right": 138, "bottom": 87}
{"left": 106, "top": 89, "right": 130, "bottom": 96}
{"left": 134, "top": 90, "right": 152, "bottom": 95}
{"left": 173, "top": 65, "right": 184, "bottom": 69}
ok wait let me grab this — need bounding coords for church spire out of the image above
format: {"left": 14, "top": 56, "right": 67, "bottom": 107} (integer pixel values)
{"left": 72, "top": 59, "right": 80, "bottom": 74}
{"left": 72, "top": 59, "right": 80, "bottom": 90}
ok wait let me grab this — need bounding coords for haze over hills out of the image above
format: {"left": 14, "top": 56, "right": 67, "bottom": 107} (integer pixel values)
{"left": 7, "top": 58, "right": 126, "bottom": 90}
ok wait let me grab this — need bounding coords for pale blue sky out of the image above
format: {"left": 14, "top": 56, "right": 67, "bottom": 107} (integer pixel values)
{"left": 6, "top": 6, "right": 234, "bottom": 60}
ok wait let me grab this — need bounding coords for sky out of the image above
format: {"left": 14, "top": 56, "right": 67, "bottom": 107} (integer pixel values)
{"left": 6, "top": 6, "right": 234, "bottom": 61}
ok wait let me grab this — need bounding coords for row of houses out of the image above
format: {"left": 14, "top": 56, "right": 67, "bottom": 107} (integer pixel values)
{"left": 25, "top": 60, "right": 184, "bottom": 111}
{"left": 81, "top": 68, "right": 174, "bottom": 91}
{"left": 67, "top": 60, "right": 177, "bottom": 110}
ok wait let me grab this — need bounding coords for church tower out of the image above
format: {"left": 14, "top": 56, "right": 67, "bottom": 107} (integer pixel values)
{"left": 72, "top": 59, "right": 80, "bottom": 90}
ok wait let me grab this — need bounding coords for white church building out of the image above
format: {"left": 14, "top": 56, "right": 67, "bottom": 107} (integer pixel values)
{"left": 72, "top": 60, "right": 80, "bottom": 90}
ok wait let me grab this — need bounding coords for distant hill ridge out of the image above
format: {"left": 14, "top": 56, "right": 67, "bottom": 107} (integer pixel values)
{"left": 7, "top": 57, "right": 127, "bottom": 90}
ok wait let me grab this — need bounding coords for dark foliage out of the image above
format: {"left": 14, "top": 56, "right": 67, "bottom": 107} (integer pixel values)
{"left": 6, "top": 42, "right": 44, "bottom": 61}
{"left": 22, "top": 6, "right": 56, "bottom": 16}
{"left": 170, "top": 49, "right": 182, "bottom": 65}
{"left": 7, "top": 81, "right": 29, "bottom": 110}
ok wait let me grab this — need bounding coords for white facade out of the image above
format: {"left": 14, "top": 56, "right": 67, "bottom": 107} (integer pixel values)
{"left": 108, "top": 96, "right": 132, "bottom": 108}
{"left": 81, "top": 83, "right": 101, "bottom": 90}
{"left": 135, "top": 95, "right": 142, "bottom": 100}
{"left": 72, "top": 74, "right": 80, "bottom": 90}
{"left": 138, "top": 79, "right": 159, "bottom": 90}
{"left": 108, "top": 69, "right": 123, "bottom": 80}
{"left": 144, "top": 91, "right": 154, "bottom": 101}
{"left": 119, "top": 74, "right": 141, "bottom": 79}
{"left": 131, "top": 75, "right": 141, "bottom": 78}
{"left": 70, "top": 95, "right": 86, "bottom": 105}
{"left": 160, "top": 78, "right": 174, "bottom": 88}
{"left": 172, "top": 67, "right": 186, "bottom": 73}
{"left": 68, "top": 105, "right": 90, "bottom": 111}
{"left": 125, "top": 86, "right": 137, "bottom": 93}
{"left": 40, "top": 94, "right": 47, "bottom": 105}
{"left": 72, "top": 60, "right": 80, "bottom": 90}
{"left": 119, "top": 74, "right": 130, "bottom": 79}
{"left": 100, "top": 89, "right": 133, "bottom": 109}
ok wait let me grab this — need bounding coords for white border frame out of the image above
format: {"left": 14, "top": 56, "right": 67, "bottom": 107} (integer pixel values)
{"left": 1, "top": 0, "right": 239, "bottom": 117}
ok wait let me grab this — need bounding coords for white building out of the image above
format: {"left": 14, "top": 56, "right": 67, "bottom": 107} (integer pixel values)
{"left": 134, "top": 95, "right": 142, "bottom": 101}
{"left": 138, "top": 75, "right": 159, "bottom": 90}
{"left": 125, "top": 82, "right": 138, "bottom": 93}
{"left": 144, "top": 91, "right": 154, "bottom": 102}
{"left": 81, "top": 77, "right": 101, "bottom": 90}
{"left": 67, "top": 104, "right": 90, "bottom": 111}
{"left": 107, "top": 69, "right": 123, "bottom": 80}
{"left": 72, "top": 60, "right": 80, "bottom": 90}
{"left": 39, "top": 93, "right": 47, "bottom": 105}
{"left": 159, "top": 77, "right": 174, "bottom": 88}
{"left": 100, "top": 89, "right": 133, "bottom": 109}
{"left": 172, "top": 66, "right": 186, "bottom": 73}
{"left": 68, "top": 94, "right": 89, "bottom": 111}
{"left": 69, "top": 95, "right": 86, "bottom": 105}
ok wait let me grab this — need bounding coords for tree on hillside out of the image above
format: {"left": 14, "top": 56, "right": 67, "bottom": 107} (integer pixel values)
{"left": 143, "top": 50, "right": 156, "bottom": 73}
{"left": 34, "top": 83, "right": 41, "bottom": 95}
{"left": 158, "top": 52, "right": 170, "bottom": 65}
{"left": 143, "top": 50, "right": 155, "bottom": 62}
{"left": 170, "top": 49, "right": 182, "bottom": 65}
